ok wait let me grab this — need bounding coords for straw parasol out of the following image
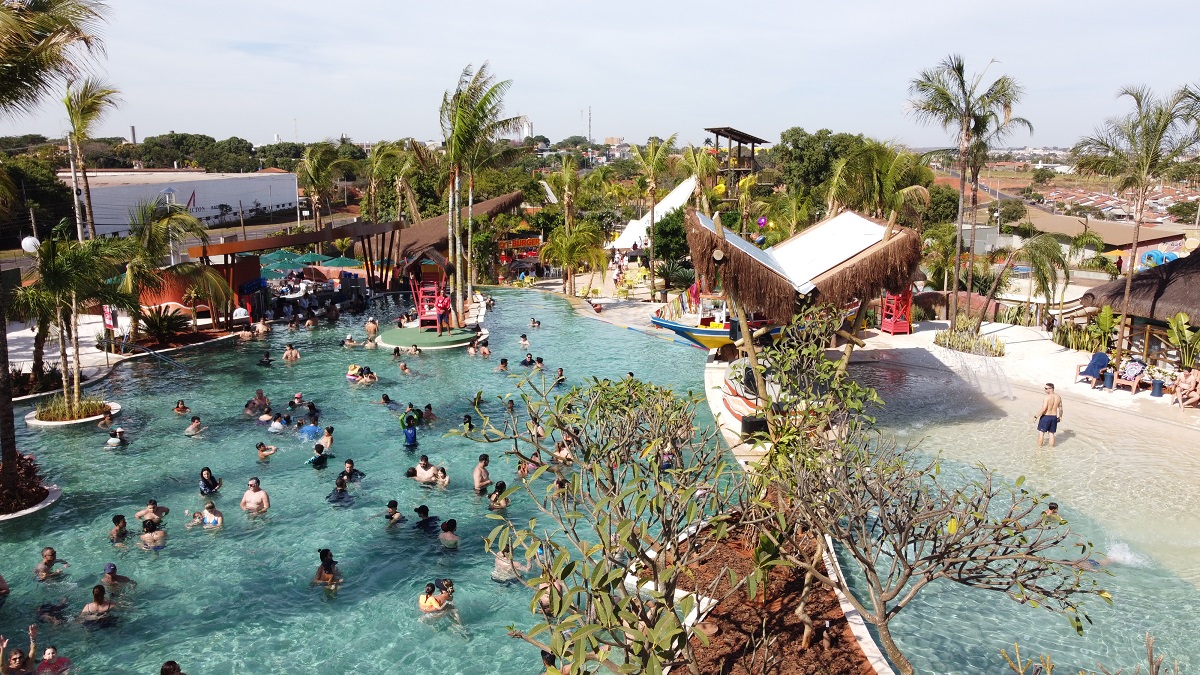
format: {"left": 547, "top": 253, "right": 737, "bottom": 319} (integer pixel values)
{"left": 1080, "top": 252, "right": 1200, "bottom": 321}
{"left": 323, "top": 256, "right": 363, "bottom": 268}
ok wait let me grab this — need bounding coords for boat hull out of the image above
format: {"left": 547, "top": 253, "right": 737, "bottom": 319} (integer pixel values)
{"left": 649, "top": 316, "right": 780, "bottom": 349}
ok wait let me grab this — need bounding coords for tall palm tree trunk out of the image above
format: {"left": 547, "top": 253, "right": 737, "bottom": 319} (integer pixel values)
{"left": 454, "top": 172, "right": 465, "bottom": 321}
{"left": 70, "top": 292, "right": 83, "bottom": 404}
{"left": 55, "top": 310, "right": 72, "bottom": 416}
{"left": 0, "top": 306, "right": 18, "bottom": 497}
{"left": 950, "top": 140, "right": 968, "bottom": 320}
{"left": 467, "top": 175, "right": 475, "bottom": 299}
{"left": 1113, "top": 197, "right": 1144, "bottom": 366}
{"left": 647, "top": 184, "right": 657, "bottom": 296}
{"left": 77, "top": 150, "right": 97, "bottom": 239}
{"left": 964, "top": 171, "right": 981, "bottom": 297}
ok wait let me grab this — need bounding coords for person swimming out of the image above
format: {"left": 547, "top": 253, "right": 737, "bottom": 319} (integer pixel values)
{"left": 312, "top": 549, "right": 342, "bottom": 591}
{"left": 306, "top": 444, "right": 333, "bottom": 469}
{"left": 198, "top": 467, "right": 222, "bottom": 495}
{"left": 173, "top": 400, "right": 190, "bottom": 414}
{"left": 140, "top": 520, "right": 166, "bottom": 551}
{"left": 439, "top": 519, "right": 460, "bottom": 549}
{"left": 258, "top": 351, "right": 273, "bottom": 366}
{"left": 462, "top": 415, "right": 474, "bottom": 432}
{"left": 403, "top": 418, "right": 419, "bottom": 449}
{"left": 327, "top": 476, "right": 353, "bottom": 506}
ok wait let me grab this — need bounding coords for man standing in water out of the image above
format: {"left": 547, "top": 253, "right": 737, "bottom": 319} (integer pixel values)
{"left": 240, "top": 477, "right": 271, "bottom": 514}
{"left": 1034, "top": 383, "right": 1063, "bottom": 448}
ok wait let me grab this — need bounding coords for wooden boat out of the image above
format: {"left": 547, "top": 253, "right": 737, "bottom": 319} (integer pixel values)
{"left": 650, "top": 293, "right": 781, "bottom": 349}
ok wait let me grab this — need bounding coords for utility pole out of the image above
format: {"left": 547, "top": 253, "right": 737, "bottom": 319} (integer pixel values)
{"left": 238, "top": 200, "right": 247, "bottom": 240}
{"left": 588, "top": 106, "right": 592, "bottom": 144}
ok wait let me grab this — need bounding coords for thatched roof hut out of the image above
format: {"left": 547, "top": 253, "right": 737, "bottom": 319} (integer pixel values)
{"left": 395, "top": 191, "right": 524, "bottom": 265}
{"left": 1080, "top": 252, "right": 1200, "bottom": 321}
{"left": 685, "top": 208, "right": 922, "bottom": 322}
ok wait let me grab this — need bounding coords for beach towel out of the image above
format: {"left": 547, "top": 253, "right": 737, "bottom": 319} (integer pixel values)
{"left": 1118, "top": 359, "right": 1146, "bottom": 381}
{"left": 1080, "top": 352, "right": 1110, "bottom": 379}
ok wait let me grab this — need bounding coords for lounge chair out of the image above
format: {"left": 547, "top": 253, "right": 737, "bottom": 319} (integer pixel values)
{"left": 1111, "top": 359, "right": 1147, "bottom": 395}
{"left": 1076, "top": 352, "right": 1110, "bottom": 387}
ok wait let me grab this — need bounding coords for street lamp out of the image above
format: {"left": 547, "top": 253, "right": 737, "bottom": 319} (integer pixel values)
{"left": 21, "top": 236, "right": 41, "bottom": 253}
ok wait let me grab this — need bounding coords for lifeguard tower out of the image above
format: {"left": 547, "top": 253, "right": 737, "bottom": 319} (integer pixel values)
{"left": 409, "top": 258, "right": 447, "bottom": 331}
{"left": 375, "top": 252, "right": 483, "bottom": 351}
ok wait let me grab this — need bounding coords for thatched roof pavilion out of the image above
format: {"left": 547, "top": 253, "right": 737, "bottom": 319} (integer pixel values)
{"left": 395, "top": 191, "right": 524, "bottom": 266}
{"left": 685, "top": 208, "right": 922, "bottom": 322}
{"left": 1080, "top": 252, "right": 1200, "bottom": 321}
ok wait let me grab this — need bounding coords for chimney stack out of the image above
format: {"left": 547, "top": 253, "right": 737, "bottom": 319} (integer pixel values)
{"left": 130, "top": 125, "right": 137, "bottom": 144}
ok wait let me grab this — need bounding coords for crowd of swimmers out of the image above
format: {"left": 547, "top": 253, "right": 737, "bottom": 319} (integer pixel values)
{"left": 4, "top": 293, "right": 581, "bottom": 672}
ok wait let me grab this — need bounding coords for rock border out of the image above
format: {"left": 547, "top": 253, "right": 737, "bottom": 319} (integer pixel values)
{"left": 0, "top": 484, "right": 63, "bottom": 522}
{"left": 25, "top": 401, "right": 122, "bottom": 428}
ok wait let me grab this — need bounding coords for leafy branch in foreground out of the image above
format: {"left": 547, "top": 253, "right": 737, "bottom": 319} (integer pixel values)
{"left": 466, "top": 376, "right": 752, "bottom": 675}
{"left": 747, "top": 309, "right": 1109, "bottom": 675}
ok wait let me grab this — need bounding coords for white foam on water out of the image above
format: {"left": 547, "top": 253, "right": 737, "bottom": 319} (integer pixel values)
{"left": 1105, "top": 539, "right": 1153, "bottom": 568}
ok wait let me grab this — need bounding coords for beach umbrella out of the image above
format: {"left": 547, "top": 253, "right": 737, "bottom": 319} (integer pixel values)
{"left": 323, "top": 256, "right": 363, "bottom": 268}
{"left": 373, "top": 258, "right": 395, "bottom": 267}
{"left": 263, "top": 260, "right": 304, "bottom": 271}
{"left": 260, "top": 269, "right": 287, "bottom": 280}
{"left": 261, "top": 249, "right": 299, "bottom": 263}
{"left": 296, "top": 252, "right": 332, "bottom": 264}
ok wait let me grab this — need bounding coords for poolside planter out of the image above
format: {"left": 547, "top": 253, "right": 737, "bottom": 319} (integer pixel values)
{"left": 25, "top": 401, "right": 122, "bottom": 427}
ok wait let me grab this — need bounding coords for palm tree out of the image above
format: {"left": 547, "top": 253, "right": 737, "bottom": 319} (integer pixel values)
{"left": 1072, "top": 85, "right": 1200, "bottom": 364}
{"left": 359, "top": 141, "right": 404, "bottom": 224}
{"left": 825, "top": 141, "right": 932, "bottom": 235}
{"left": 441, "top": 63, "right": 523, "bottom": 314}
{"left": 973, "top": 232, "right": 1066, "bottom": 333}
{"left": 465, "top": 138, "right": 525, "bottom": 296}
{"left": 295, "top": 142, "right": 354, "bottom": 232}
{"left": 735, "top": 173, "right": 769, "bottom": 237}
{"left": 630, "top": 134, "right": 677, "bottom": 294}
{"left": 547, "top": 156, "right": 581, "bottom": 235}
{"left": 0, "top": 0, "right": 108, "bottom": 118}
{"left": 540, "top": 223, "right": 606, "bottom": 297}
{"left": 962, "top": 112, "right": 1033, "bottom": 298}
{"left": 64, "top": 77, "right": 119, "bottom": 239}
{"left": 680, "top": 144, "right": 718, "bottom": 215}
{"left": 769, "top": 187, "right": 814, "bottom": 240}
{"left": 922, "top": 221, "right": 958, "bottom": 295}
{"left": 0, "top": 0, "right": 108, "bottom": 505}
{"left": 909, "top": 54, "right": 1028, "bottom": 320}
{"left": 118, "top": 196, "right": 233, "bottom": 337}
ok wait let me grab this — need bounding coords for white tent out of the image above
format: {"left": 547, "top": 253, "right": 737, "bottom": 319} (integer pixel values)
{"left": 608, "top": 176, "right": 697, "bottom": 249}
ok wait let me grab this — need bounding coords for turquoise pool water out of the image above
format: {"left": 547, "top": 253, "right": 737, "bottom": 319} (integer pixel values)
{"left": 850, "top": 363, "right": 1200, "bottom": 672}
{"left": 0, "top": 289, "right": 708, "bottom": 674}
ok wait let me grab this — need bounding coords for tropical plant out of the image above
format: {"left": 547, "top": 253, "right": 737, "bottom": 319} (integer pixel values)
{"left": 825, "top": 140, "right": 932, "bottom": 239}
{"left": 768, "top": 186, "right": 814, "bottom": 240}
{"left": 750, "top": 310, "right": 1104, "bottom": 675}
{"left": 973, "top": 232, "right": 1067, "bottom": 333}
{"left": 679, "top": 143, "right": 718, "bottom": 215}
{"left": 0, "top": 0, "right": 108, "bottom": 118}
{"left": 35, "top": 393, "right": 109, "bottom": 422}
{"left": 545, "top": 155, "right": 581, "bottom": 235}
{"left": 934, "top": 325, "right": 1007, "bottom": 356}
{"left": 64, "top": 77, "right": 120, "bottom": 239}
{"left": 1166, "top": 312, "right": 1199, "bottom": 368}
{"left": 118, "top": 195, "right": 233, "bottom": 337}
{"left": 1072, "top": 85, "right": 1200, "bottom": 365}
{"left": 630, "top": 133, "right": 678, "bottom": 294}
{"left": 332, "top": 237, "right": 353, "bottom": 256}
{"left": 734, "top": 172, "right": 769, "bottom": 237}
{"left": 909, "top": 54, "right": 1028, "bottom": 320}
{"left": 180, "top": 285, "right": 203, "bottom": 331}
{"left": 441, "top": 63, "right": 524, "bottom": 312}
{"left": 655, "top": 260, "right": 695, "bottom": 289}
{"left": 137, "top": 306, "right": 189, "bottom": 346}
{"left": 472, "top": 377, "right": 749, "bottom": 675}
{"left": 539, "top": 223, "right": 605, "bottom": 297}
{"left": 295, "top": 142, "right": 354, "bottom": 232}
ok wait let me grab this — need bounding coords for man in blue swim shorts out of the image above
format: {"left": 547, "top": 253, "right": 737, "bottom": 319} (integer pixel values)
{"left": 1033, "top": 382, "right": 1063, "bottom": 448}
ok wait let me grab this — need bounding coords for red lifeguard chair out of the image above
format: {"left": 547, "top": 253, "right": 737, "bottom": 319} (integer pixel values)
{"left": 407, "top": 258, "right": 447, "bottom": 331}
{"left": 880, "top": 288, "right": 913, "bottom": 335}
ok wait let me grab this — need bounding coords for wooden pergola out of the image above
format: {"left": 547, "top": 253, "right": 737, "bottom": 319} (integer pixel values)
{"left": 704, "top": 126, "right": 770, "bottom": 200}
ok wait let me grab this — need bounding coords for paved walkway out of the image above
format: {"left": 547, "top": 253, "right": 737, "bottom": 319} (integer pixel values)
{"left": 5, "top": 314, "right": 127, "bottom": 394}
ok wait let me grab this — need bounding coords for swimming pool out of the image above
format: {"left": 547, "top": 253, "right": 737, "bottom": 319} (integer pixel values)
{"left": 0, "top": 289, "right": 709, "bottom": 674}
{"left": 849, "top": 363, "right": 1200, "bottom": 672}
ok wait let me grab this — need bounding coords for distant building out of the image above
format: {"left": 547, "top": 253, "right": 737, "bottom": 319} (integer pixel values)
{"left": 58, "top": 169, "right": 299, "bottom": 236}
{"left": 604, "top": 136, "right": 623, "bottom": 146}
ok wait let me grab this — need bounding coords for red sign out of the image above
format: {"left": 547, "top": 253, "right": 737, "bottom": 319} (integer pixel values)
{"left": 499, "top": 237, "right": 541, "bottom": 250}
{"left": 102, "top": 305, "right": 115, "bottom": 329}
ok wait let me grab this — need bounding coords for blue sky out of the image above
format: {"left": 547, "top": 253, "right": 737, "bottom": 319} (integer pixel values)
{"left": 2, "top": 0, "right": 1197, "bottom": 149}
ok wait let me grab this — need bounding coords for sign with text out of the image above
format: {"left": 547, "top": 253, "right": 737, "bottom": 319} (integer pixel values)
{"left": 499, "top": 237, "right": 541, "bottom": 250}
{"left": 102, "top": 305, "right": 115, "bottom": 330}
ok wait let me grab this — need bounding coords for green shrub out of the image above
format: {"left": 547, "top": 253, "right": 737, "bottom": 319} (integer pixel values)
{"left": 934, "top": 328, "right": 1006, "bottom": 356}
{"left": 36, "top": 395, "right": 110, "bottom": 422}
{"left": 139, "top": 307, "right": 190, "bottom": 345}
